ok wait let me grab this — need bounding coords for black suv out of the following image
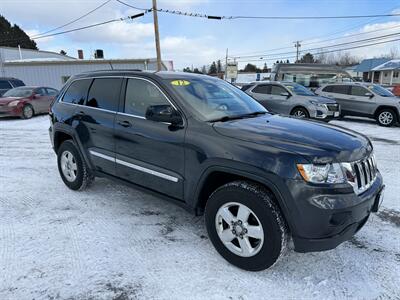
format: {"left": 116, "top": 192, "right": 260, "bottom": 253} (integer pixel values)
{"left": 49, "top": 70, "right": 384, "bottom": 271}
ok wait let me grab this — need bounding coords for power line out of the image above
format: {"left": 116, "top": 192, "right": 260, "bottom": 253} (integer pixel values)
{"left": 156, "top": 8, "right": 400, "bottom": 20}
{"left": 233, "top": 32, "right": 400, "bottom": 59}
{"left": 32, "top": 13, "right": 147, "bottom": 40}
{"left": 235, "top": 38, "right": 400, "bottom": 63}
{"left": 115, "top": 0, "right": 151, "bottom": 12}
{"left": 31, "top": 0, "right": 113, "bottom": 38}
{"left": 231, "top": 23, "right": 400, "bottom": 57}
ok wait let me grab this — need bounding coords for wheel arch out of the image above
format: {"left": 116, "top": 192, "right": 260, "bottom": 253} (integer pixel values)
{"left": 193, "top": 166, "right": 293, "bottom": 231}
{"left": 290, "top": 105, "right": 309, "bottom": 116}
{"left": 374, "top": 105, "right": 399, "bottom": 120}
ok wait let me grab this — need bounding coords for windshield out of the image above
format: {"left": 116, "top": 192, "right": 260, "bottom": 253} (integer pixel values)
{"left": 369, "top": 84, "right": 395, "bottom": 97}
{"left": 283, "top": 83, "right": 315, "bottom": 96}
{"left": 167, "top": 77, "right": 267, "bottom": 121}
{"left": 3, "top": 87, "right": 34, "bottom": 97}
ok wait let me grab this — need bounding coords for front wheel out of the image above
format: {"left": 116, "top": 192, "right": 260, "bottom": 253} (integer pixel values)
{"left": 57, "top": 140, "right": 94, "bottom": 190}
{"left": 21, "top": 104, "right": 34, "bottom": 119}
{"left": 291, "top": 107, "right": 309, "bottom": 119}
{"left": 376, "top": 109, "right": 397, "bottom": 127}
{"left": 205, "top": 181, "right": 288, "bottom": 271}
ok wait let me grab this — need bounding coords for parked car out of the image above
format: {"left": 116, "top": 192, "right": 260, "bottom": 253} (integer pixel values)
{"left": 270, "top": 63, "right": 352, "bottom": 90}
{"left": 242, "top": 81, "right": 340, "bottom": 121}
{"left": 386, "top": 85, "right": 400, "bottom": 97}
{"left": 49, "top": 71, "right": 384, "bottom": 271}
{"left": 0, "top": 77, "right": 25, "bottom": 96}
{"left": 316, "top": 82, "right": 400, "bottom": 127}
{"left": 0, "top": 86, "right": 59, "bottom": 119}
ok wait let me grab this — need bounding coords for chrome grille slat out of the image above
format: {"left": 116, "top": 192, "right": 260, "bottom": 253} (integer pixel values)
{"left": 350, "top": 154, "right": 378, "bottom": 195}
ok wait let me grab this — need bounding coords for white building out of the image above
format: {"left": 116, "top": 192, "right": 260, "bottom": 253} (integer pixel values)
{"left": 0, "top": 47, "right": 173, "bottom": 89}
{"left": 372, "top": 59, "right": 400, "bottom": 85}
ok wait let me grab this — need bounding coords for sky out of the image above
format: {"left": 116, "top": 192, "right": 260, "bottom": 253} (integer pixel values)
{"left": 1, "top": 0, "right": 400, "bottom": 70}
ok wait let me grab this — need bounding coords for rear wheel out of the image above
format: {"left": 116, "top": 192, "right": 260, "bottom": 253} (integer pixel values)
{"left": 291, "top": 107, "right": 309, "bottom": 119}
{"left": 205, "top": 181, "right": 288, "bottom": 271}
{"left": 57, "top": 140, "right": 94, "bottom": 190}
{"left": 376, "top": 109, "right": 397, "bottom": 127}
{"left": 21, "top": 104, "right": 34, "bottom": 119}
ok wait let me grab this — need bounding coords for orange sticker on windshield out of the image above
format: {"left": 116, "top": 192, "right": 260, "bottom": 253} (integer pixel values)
{"left": 171, "top": 80, "right": 191, "bottom": 86}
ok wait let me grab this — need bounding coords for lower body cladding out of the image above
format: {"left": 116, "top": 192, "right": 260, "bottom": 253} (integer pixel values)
{"left": 284, "top": 173, "right": 384, "bottom": 252}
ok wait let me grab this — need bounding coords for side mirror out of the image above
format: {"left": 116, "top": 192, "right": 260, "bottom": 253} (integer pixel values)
{"left": 280, "top": 92, "right": 290, "bottom": 98}
{"left": 145, "top": 105, "right": 182, "bottom": 125}
{"left": 365, "top": 92, "right": 374, "bottom": 98}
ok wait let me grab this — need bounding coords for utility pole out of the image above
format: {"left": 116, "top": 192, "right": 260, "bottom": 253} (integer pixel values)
{"left": 224, "top": 48, "right": 228, "bottom": 80}
{"left": 294, "top": 41, "right": 301, "bottom": 63}
{"left": 152, "top": 0, "right": 162, "bottom": 71}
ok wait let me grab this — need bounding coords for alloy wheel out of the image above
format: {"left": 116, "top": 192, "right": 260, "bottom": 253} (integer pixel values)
{"left": 378, "top": 111, "right": 393, "bottom": 125}
{"left": 60, "top": 150, "right": 78, "bottom": 182}
{"left": 23, "top": 106, "right": 33, "bottom": 118}
{"left": 215, "top": 202, "right": 264, "bottom": 257}
{"left": 293, "top": 110, "right": 306, "bottom": 118}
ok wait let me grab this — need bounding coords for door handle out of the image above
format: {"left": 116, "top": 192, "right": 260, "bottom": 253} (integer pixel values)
{"left": 117, "top": 120, "right": 132, "bottom": 128}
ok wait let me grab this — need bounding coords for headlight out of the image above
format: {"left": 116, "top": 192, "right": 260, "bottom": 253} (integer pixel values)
{"left": 297, "top": 163, "right": 346, "bottom": 184}
{"left": 8, "top": 100, "right": 20, "bottom": 107}
{"left": 309, "top": 101, "right": 327, "bottom": 109}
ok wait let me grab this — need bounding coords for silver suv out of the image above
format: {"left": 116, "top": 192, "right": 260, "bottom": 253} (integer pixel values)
{"left": 242, "top": 81, "right": 340, "bottom": 121}
{"left": 316, "top": 82, "right": 400, "bottom": 127}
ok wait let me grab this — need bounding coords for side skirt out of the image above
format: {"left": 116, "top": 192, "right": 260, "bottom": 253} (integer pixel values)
{"left": 94, "top": 170, "right": 196, "bottom": 215}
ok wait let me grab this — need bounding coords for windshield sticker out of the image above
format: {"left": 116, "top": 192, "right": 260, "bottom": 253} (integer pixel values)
{"left": 171, "top": 80, "right": 191, "bottom": 86}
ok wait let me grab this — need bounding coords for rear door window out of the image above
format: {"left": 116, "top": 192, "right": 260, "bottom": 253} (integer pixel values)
{"left": 86, "top": 78, "right": 122, "bottom": 111}
{"left": 62, "top": 79, "right": 92, "bottom": 105}
{"left": 0, "top": 80, "right": 12, "bottom": 89}
{"left": 350, "top": 86, "right": 369, "bottom": 97}
{"left": 331, "top": 85, "right": 349, "bottom": 95}
{"left": 251, "top": 84, "right": 270, "bottom": 94}
{"left": 270, "top": 85, "right": 287, "bottom": 96}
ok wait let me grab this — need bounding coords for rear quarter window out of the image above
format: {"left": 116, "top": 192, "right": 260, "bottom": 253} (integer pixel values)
{"left": 10, "top": 80, "right": 25, "bottom": 87}
{"left": 0, "top": 80, "right": 12, "bottom": 89}
{"left": 322, "top": 85, "right": 333, "bottom": 92}
{"left": 62, "top": 79, "right": 92, "bottom": 105}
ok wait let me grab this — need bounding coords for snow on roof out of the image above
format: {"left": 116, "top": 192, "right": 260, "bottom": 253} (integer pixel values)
{"left": 354, "top": 58, "right": 391, "bottom": 72}
{"left": 5, "top": 57, "right": 71, "bottom": 63}
{"left": 372, "top": 59, "right": 400, "bottom": 71}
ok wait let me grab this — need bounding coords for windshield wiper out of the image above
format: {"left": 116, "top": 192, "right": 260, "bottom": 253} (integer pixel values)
{"left": 208, "top": 111, "right": 267, "bottom": 123}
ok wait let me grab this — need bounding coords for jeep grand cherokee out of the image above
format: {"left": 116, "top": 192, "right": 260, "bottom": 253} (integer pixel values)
{"left": 49, "top": 71, "right": 384, "bottom": 271}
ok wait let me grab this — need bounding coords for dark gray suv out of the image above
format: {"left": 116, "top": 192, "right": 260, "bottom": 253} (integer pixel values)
{"left": 242, "top": 81, "right": 340, "bottom": 121}
{"left": 316, "top": 82, "right": 400, "bottom": 127}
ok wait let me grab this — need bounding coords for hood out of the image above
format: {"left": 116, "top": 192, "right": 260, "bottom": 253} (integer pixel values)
{"left": 213, "top": 114, "right": 371, "bottom": 163}
{"left": 295, "top": 95, "right": 337, "bottom": 104}
{"left": 0, "top": 97, "right": 25, "bottom": 105}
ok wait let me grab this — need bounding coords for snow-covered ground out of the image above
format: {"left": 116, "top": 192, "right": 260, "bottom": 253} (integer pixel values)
{"left": 0, "top": 115, "right": 399, "bottom": 300}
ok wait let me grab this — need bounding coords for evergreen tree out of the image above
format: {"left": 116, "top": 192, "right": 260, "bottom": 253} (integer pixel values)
{"left": 299, "top": 53, "right": 316, "bottom": 63}
{"left": 243, "top": 63, "right": 257, "bottom": 73}
{"left": 193, "top": 68, "right": 202, "bottom": 74}
{"left": 0, "top": 15, "right": 37, "bottom": 49}
{"left": 183, "top": 67, "right": 192, "bottom": 73}
{"left": 208, "top": 62, "right": 217, "bottom": 74}
{"left": 262, "top": 63, "right": 268, "bottom": 72}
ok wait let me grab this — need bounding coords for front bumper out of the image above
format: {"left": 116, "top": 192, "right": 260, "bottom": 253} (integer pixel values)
{"left": 285, "top": 172, "right": 384, "bottom": 252}
{"left": 0, "top": 105, "right": 22, "bottom": 117}
{"left": 312, "top": 104, "right": 340, "bottom": 120}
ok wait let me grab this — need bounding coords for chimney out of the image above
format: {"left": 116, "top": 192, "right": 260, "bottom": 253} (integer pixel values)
{"left": 77, "top": 49, "right": 84, "bottom": 59}
{"left": 94, "top": 49, "right": 104, "bottom": 59}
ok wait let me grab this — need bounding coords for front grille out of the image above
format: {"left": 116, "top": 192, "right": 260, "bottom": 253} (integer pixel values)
{"left": 350, "top": 155, "right": 377, "bottom": 195}
{"left": 327, "top": 104, "right": 339, "bottom": 112}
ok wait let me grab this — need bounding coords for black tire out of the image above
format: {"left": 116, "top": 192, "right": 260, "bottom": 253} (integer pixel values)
{"left": 21, "top": 104, "right": 34, "bottom": 119}
{"left": 376, "top": 109, "right": 397, "bottom": 127}
{"left": 290, "top": 107, "right": 309, "bottom": 119}
{"left": 205, "top": 181, "right": 288, "bottom": 271}
{"left": 57, "top": 140, "right": 94, "bottom": 190}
